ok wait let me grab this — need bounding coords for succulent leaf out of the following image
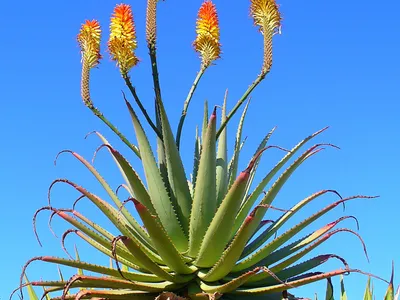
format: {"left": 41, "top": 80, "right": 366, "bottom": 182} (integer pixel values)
{"left": 216, "top": 90, "right": 228, "bottom": 206}
{"left": 189, "top": 108, "right": 217, "bottom": 257}
{"left": 125, "top": 99, "right": 188, "bottom": 251}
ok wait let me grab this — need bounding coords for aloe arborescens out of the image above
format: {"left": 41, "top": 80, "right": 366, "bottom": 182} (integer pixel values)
{"left": 14, "top": 1, "right": 396, "bottom": 299}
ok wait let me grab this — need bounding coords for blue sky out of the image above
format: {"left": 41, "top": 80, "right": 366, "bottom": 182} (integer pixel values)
{"left": 1, "top": 0, "right": 399, "bottom": 298}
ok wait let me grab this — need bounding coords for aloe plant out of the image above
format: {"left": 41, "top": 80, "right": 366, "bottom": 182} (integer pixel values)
{"left": 13, "top": 0, "right": 394, "bottom": 299}
{"left": 319, "top": 265, "right": 399, "bottom": 300}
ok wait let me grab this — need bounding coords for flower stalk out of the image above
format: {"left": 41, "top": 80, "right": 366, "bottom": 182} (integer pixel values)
{"left": 217, "top": 0, "right": 281, "bottom": 139}
{"left": 108, "top": 4, "right": 162, "bottom": 139}
{"left": 176, "top": 0, "right": 221, "bottom": 149}
{"left": 78, "top": 20, "right": 141, "bottom": 157}
{"left": 175, "top": 64, "right": 207, "bottom": 149}
{"left": 146, "top": 0, "right": 165, "bottom": 147}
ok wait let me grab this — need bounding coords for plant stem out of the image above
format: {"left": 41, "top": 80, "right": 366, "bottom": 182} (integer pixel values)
{"left": 122, "top": 74, "right": 163, "bottom": 140}
{"left": 176, "top": 64, "right": 207, "bottom": 149}
{"left": 86, "top": 103, "right": 141, "bottom": 158}
{"left": 81, "top": 62, "right": 141, "bottom": 158}
{"left": 216, "top": 73, "right": 265, "bottom": 139}
{"left": 217, "top": 26, "right": 274, "bottom": 140}
{"left": 147, "top": 44, "right": 164, "bottom": 135}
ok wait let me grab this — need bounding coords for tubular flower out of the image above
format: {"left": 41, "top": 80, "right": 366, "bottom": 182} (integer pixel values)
{"left": 146, "top": 0, "right": 157, "bottom": 46}
{"left": 108, "top": 4, "right": 139, "bottom": 75}
{"left": 250, "top": 0, "right": 281, "bottom": 34}
{"left": 194, "top": 1, "right": 221, "bottom": 66}
{"left": 77, "top": 20, "right": 101, "bottom": 104}
{"left": 250, "top": 0, "right": 281, "bottom": 74}
{"left": 77, "top": 20, "right": 102, "bottom": 69}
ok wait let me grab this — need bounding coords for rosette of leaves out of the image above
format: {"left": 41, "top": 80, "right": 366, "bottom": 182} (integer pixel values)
{"left": 13, "top": 1, "right": 395, "bottom": 300}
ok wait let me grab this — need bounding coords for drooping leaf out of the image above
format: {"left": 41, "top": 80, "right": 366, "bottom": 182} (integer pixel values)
{"left": 234, "top": 128, "right": 328, "bottom": 235}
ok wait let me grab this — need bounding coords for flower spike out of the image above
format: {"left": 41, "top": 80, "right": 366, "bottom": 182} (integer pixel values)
{"left": 250, "top": 0, "right": 282, "bottom": 73}
{"left": 108, "top": 4, "right": 139, "bottom": 75}
{"left": 78, "top": 20, "right": 102, "bottom": 69}
{"left": 77, "top": 20, "right": 101, "bottom": 104}
{"left": 194, "top": 1, "right": 221, "bottom": 66}
{"left": 146, "top": 0, "right": 157, "bottom": 46}
{"left": 250, "top": 0, "right": 282, "bottom": 34}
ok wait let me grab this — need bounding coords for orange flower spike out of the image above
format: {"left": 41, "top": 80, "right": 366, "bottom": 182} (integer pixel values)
{"left": 108, "top": 4, "right": 139, "bottom": 75}
{"left": 77, "top": 20, "right": 102, "bottom": 69}
{"left": 77, "top": 20, "right": 101, "bottom": 105}
{"left": 250, "top": 0, "right": 281, "bottom": 74}
{"left": 250, "top": 0, "right": 281, "bottom": 34}
{"left": 194, "top": 1, "right": 221, "bottom": 66}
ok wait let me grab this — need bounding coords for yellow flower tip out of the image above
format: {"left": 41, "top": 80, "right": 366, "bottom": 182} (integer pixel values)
{"left": 108, "top": 3, "right": 139, "bottom": 75}
{"left": 77, "top": 20, "right": 102, "bottom": 69}
{"left": 250, "top": 0, "right": 282, "bottom": 34}
{"left": 194, "top": 0, "right": 221, "bottom": 66}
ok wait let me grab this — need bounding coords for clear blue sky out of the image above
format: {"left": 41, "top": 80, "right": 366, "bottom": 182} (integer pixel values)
{"left": 1, "top": 0, "right": 399, "bottom": 298}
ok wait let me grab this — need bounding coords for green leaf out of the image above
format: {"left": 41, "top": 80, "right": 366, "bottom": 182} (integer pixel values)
{"left": 56, "top": 150, "right": 152, "bottom": 247}
{"left": 228, "top": 99, "right": 250, "bottom": 189}
{"left": 202, "top": 100, "right": 209, "bottom": 144}
{"left": 74, "top": 245, "right": 84, "bottom": 276}
{"left": 125, "top": 99, "right": 188, "bottom": 251}
{"left": 384, "top": 262, "right": 395, "bottom": 300}
{"left": 24, "top": 275, "right": 39, "bottom": 300}
{"left": 364, "top": 277, "right": 372, "bottom": 300}
{"left": 192, "top": 126, "right": 201, "bottom": 191}
{"left": 37, "top": 256, "right": 161, "bottom": 282}
{"left": 195, "top": 150, "right": 264, "bottom": 268}
{"left": 198, "top": 205, "right": 266, "bottom": 281}
{"left": 240, "top": 127, "right": 276, "bottom": 205}
{"left": 56, "top": 289, "right": 157, "bottom": 299}
{"left": 133, "top": 199, "right": 195, "bottom": 274}
{"left": 239, "top": 144, "right": 334, "bottom": 260}
{"left": 29, "top": 276, "right": 182, "bottom": 292}
{"left": 50, "top": 208, "right": 143, "bottom": 268}
{"left": 157, "top": 97, "right": 192, "bottom": 234}
{"left": 216, "top": 90, "right": 228, "bottom": 206}
{"left": 325, "top": 277, "right": 334, "bottom": 300}
{"left": 92, "top": 132, "right": 155, "bottom": 214}
{"left": 57, "top": 265, "right": 64, "bottom": 281}
{"left": 234, "top": 194, "right": 371, "bottom": 272}
{"left": 54, "top": 180, "right": 163, "bottom": 265}
{"left": 120, "top": 236, "right": 192, "bottom": 283}
{"left": 243, "top": 217, "right": 360, "bottom": 276}
{"left": 340, "top": 275, "right": 347, "bottom": 300}
{"left": 234, "top": 128, "right": 328, "bottom": 235}
{"left": 199, "top": 267, "right": 262, "bottom": 293}
{"left": 188, "top": 107, "right": 217, "bottom": 257}
{"left": 233, "top": 269, "right": 350, "bottom": 295}
{"left": 242, "top": 189, "right": 341, "bottom": 258}
{"left": 228, "top": 127, "right": 276, "bottom": 240}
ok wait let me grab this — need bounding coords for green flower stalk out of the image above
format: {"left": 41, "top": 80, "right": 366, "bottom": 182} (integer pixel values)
{"left": 176, "top": 0, "right": 221, "bottom": 149}
{"left": 217, "top": 0, "right": 282, "bottom": 138}
{"left": 109, "top": 3, "right": 162, "bottom": 139}
{"left": 78, "top": 19, "right": 141, "bottom": 157}
{"left": 77, "top": 20, "right": 101, "bottom": 105}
